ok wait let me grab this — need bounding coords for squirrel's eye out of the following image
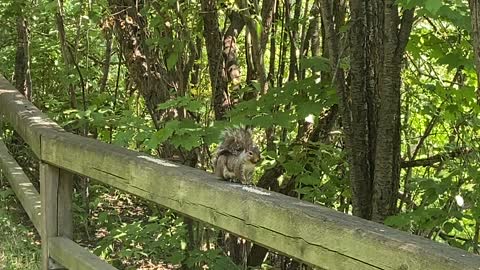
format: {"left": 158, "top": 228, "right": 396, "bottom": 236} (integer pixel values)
{"left": 248, "top": 151, "right": 253, "bottom": 156}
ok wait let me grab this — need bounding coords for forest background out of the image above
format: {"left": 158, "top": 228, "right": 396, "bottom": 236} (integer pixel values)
{"left": 1, "top": 0, "right": 480, "bottom": 269}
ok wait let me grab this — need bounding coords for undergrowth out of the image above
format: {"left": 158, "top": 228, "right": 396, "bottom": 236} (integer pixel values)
{"left": 0, "top": 177, "right": 40, "bottom": 270}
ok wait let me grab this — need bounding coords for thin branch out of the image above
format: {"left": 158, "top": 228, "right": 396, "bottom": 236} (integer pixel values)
{"left": 474, "top": 220, "right": 480, "bottom": 254}
{"left": 395, "top": 8, "right": 415, "bottom": 64}
{"left": 401, "top": 148, "right": 472, "bottom": 168}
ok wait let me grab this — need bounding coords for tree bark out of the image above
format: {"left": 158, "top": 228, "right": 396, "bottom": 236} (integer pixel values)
{"left": 321, "top": 0, "right": 360, "bottom": 220}
{"left": 322, "top": 0, "right": 414, "bottom": 222}
{"left": 347, "top": 0, "right": 373, "bottom": 219}
{"left": 469, "top": 0, "right": 480, "bottom": 103}
{"left": 56, "top": 0, "right": 77, "bottom": 108}
{"left": 99, "top": 22, "right": 113, "bottom": 93}
{"left": 108, "top": 0, "right": 171, "bottom": 128}
{"left": 14, "top": 14, "right": 32, "bottom": 101}
{"left": 372, "top": 3, "right": 414, "bottom": 222}
{"left": 201, "top": 0, "right": 230, "bottom": 120}
{"left": 239, "top": 0, "right": 275, "bottom": 96}
{"left": 288, "top": 0, "right": 302, "bottom": 81}
{"left": 224, "top": 11, "right": 245, "bottom": 90}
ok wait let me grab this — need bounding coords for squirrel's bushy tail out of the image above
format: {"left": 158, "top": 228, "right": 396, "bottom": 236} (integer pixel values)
{"left": 216, "top": 125, "right": 254, "bottom": 155}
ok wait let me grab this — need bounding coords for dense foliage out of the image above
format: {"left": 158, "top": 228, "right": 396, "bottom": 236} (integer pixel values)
{"left": 1, "top": 0, "right": 480, "bottom": 269}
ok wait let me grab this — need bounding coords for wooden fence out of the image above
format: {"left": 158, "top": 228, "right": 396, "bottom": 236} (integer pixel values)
{"left": 1, "top": 75, "right": 480, "bottom": 270}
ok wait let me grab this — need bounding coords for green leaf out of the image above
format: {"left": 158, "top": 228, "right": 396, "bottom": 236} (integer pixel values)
{"left": 170, "top": 133, "right": 201, "bottom": 150}
{"left": 437, "top": 52, "right": 468, "bottom": 71}
{"left": 295, "top": 186, "right": 314, "bottom": 195}
{"left": 168, "top": 251, "right": 186, "bottom": 264}
{"left": 157, "top": 99, "right": 178, "bottom": 110}
{"left": 298, "top": 175, "right": 320, "bottom": 185}
{"left": 113, "top": 232, "right": 127, "bottom": 239}
{"left": 283, "top": 160, "right": 304, "bottom": 175}
{"left": 395, "top": 0, "right": 420, "bottom": 9}
{"left": 0, "top": 188, "right": 14, "bottom": 199}
{"left": 249, "top": 114, "right": 274, "bottom": 128}
{"left": 300, "top": 56, "right": 331, "bottom": 72}
{"left": 453, "top": 221, "right": 464, "bottom": 232}
{"left": 443, "top": 222, "right": 454, "bottom": 233}
{"left": 384, "top": 214, "right": 411, "bottom": 228}
{"left": 273, "top": 111, "right": 295, "bottom": 127}
{"left": 166, "top": 52, "right": 179, "bottom": 70}
{"left": 145, "top": 120, "right": 180, "bottom": 149}
{"left": 98, "top": 212, "right": 109, "bottom": 224}
{"left": 425, "top": 0, "right": 443, "bottom": 14}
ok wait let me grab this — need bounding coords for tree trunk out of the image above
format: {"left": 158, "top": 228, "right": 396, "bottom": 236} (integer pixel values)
{"left": 56, "top": 0, "right": 77, "bottom": 108}
{"left": 224, "top": 11, "right": 245, "bottom": 91}
{"left": 372, "top": 3, "right": 414, "bottom": 222}
{"left": 239, "top": 0, "right": 275, "bottom": 96}
{"left": 108, "top": 0, "right": 171, "bottom": 128}
{"left": 201, "top": 0, "right": 230, "bottom": 120}
{"left": 348, "top": 0, "right": 373, "bottom": 219}
{"left": 99, "top": 23, "right": 113, "bottom": 93}
{"left": 322, "top": 0, "right": 414, "bottom": 222}
{"left": 288, "top": 0, "right": 302, "bottom": 82}
{"left": 469, "top": 0, "right": 480, "bottom": 103}
{"left": 14, "top": 14, "right": 32, "bottom": 101}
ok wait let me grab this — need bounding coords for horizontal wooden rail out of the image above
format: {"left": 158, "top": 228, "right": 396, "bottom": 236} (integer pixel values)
{"left": 2, "top": 75, "right": 480, "bottom": 269}
{"left": 49, "top": 237, "right": 118, "bottom": 270}
{"left": 0, "top": 137, "right": 41, "bottom": 232}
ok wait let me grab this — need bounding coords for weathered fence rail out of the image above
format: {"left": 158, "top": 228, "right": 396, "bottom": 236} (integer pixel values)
{"left": 0, "top": 137, "right": 41, "bottom": 231}
{"left": 1, "top": 75, "right": 480, "bottom": 270}
{"left": 0, "top": 131, "right": 114, "bottom": 270}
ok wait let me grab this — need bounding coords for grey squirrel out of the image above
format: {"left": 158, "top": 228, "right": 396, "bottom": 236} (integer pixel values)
{"left": 214, "top": 126, "right": 261, "bottom": 184}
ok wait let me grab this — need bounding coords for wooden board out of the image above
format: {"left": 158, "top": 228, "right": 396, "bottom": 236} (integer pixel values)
{"left": 0, "top": 75, "right": 64, "bottom": 157}
{"left": 0, "top": 138, "right": 41, "bottom": 232}
{"left": 39, "top": 131, "right": 480, "bottom": 270}
{"left": 49, "top": 237, "right": 118, "bottom": 270}
{"left": 40, "top": 162, "right": 60, "bottom": 270}
{"left": 2, "top": 76, "right": 480, "bottom": 269}
{"left": 57, "top": 169, "right": 73, "bottom": 239}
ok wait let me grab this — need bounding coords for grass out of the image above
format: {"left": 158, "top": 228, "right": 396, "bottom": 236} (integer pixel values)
{"left": 0, "top": 181, "right": 40, "bottom": 270}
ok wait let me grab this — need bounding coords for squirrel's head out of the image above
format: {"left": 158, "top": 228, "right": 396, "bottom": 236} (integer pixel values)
{"left": 246, "top": 147, "right": 261, "bottom": 164}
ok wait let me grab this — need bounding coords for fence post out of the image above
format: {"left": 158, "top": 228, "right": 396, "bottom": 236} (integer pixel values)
{"left": 58, "top": 169, "right": 73, "bottom": 239}
{"left": 40, "top": 163, "right": 74, "bottom": 269}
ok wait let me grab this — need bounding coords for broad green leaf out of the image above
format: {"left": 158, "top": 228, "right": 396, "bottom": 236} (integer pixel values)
{"left": 300, "top": 56, "right": 331, "bottom": 72}
{"left": 443, "top": 221, "right": 454, "bottom": 233}
{"left": 298, "top": 175, "right": 320, "bottom": 185}
{"left": 166, "top": 52, "right": 179, "bottom": 70}
{"left": 425, "top": 0, "right": 443, "bottom": 14}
